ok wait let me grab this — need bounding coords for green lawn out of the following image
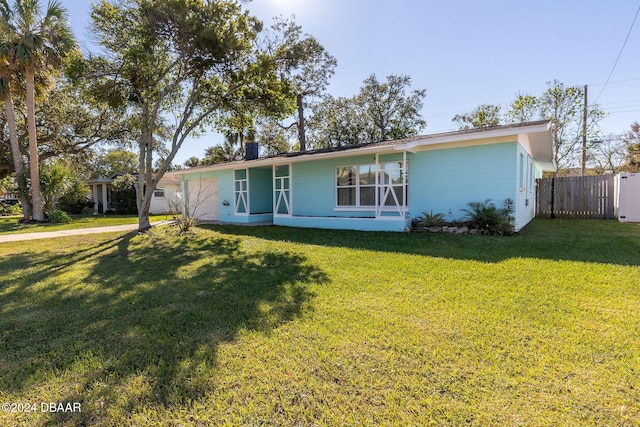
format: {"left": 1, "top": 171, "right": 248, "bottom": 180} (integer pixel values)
{"left": 0, "top": 219, "right": 638, "bottom": 426}
{"left": 0, "top": 214, "right": 172, "bottom": 234}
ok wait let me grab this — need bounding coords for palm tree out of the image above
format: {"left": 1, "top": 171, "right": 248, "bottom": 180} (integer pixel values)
{"left": 0, "top": 0, "right": 31, "bottom": 218}
{"left": 3, "top": 0, "right": 75, "bottom": 221}
{"left": 202, "top": 133, "right": 245, "bottom": 165}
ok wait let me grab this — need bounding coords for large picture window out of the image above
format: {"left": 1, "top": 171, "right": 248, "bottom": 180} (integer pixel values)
{"left": 336, "top": 161, "right": 407, "bottom": 208}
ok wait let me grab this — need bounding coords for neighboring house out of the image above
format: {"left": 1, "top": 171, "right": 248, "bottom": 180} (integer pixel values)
{"left": 175, "top": 121, "right": 555, "bottom": 232}
{"left": 86, "top": 174, "right": 119, "bottom": 214}
{"left": 86, "top": 172, "right": 182, "bottom": 214}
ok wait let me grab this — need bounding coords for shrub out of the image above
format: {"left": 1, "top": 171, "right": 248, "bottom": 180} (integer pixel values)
{"left": 0, "top": 200, "right": 22, "bottom": 216}
{"left": 111, "top": 174, "right": 138, "bottom": 214}
{"left": 416, "top": 210, "right": 447, "bottom": 227}
{"left": 41, "top": 162, "right": 90, "bottom": 212}
{"left": 47, "top": 209, "right": 72, "bottom": 224}
{"left": 176, "top": 216, "right": 197, "bottom": 235}
{"left": 461, "top": 198, "right": 514, "bottom": 235}
{"left": 58, "top": 196, "right": 94, "bottom": 214}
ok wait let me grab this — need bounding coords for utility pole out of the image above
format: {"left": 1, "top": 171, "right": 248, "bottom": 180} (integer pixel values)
{"left": 582, "top": 84, "right": 588, "bottom": 176}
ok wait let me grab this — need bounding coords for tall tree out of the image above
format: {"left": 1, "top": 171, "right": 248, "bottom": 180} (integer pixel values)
{"left": 358, "top": 74, "right": 426, "bottom": 142}
{"left": 88, "top": 149, "right": 139, "bottom": 178}
{"left": 539, "top": 80, "right": 605, "bottom": 170}
{"left": 270, "top": 17, "right": 336, "bottom": 151}
{"left": 506, "top": 93, "right": 540, "bottom": 124}
{"left": 1, "top": 77, "right": 131, "bottom": 181}
{"left": 589, "top": 135, "right": 627, "bottom": 174}
{"left": 89, "top": 0, "right": 285, "bottom": 229}
{"left": 623, "top": 122, "right": 640, "bottom": 172}
{"left": 255, "top": 118, "right": 290, "bottom": 155}
{"left": 0, "top": 0, "right": 30, "bottom": 217}
{"left": 3, "top": 0, "right": 75, "bottom": 221}
{"left": 201, "top": 133, "right": 244, "bottom": 165}
{"left": 309, "top": 95, "right": 367, "bottom": 148}
{"left": 452, "top": 104, "right": 502, "bottom": 130}
{"left": 308, "top": 74, "right": 426, "bottom": 147}
{"left": 183, "top": 156, "right": 200, "bottom": 168}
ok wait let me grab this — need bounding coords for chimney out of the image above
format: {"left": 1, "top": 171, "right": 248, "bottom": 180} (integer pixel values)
{"left": 245, "top": 142, "right": 259, "bottom": 160}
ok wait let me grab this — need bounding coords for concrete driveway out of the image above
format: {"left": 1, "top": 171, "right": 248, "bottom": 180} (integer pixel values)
{"left": 0, "top": 221, "right": 173, "bottom": 243}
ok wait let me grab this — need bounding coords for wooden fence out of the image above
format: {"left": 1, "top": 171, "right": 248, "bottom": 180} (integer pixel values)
{"left": 536, "top": 175, "right": 617, "bottom": 219}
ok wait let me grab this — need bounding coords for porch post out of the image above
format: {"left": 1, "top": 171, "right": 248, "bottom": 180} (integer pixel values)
{"left": 102, "top": 183, "right": 108, "bottom": 213}
{"left": 92, "top": 184, "right": 98, "bottom": 213}
{"left": 272, "top": 165, "right": 276, "bottom": 215}
{"left": 375, "top": 153, "right": 380, "bottom": 218}
{"left": 402, "top": 150, "right": 407, "bottom": 217}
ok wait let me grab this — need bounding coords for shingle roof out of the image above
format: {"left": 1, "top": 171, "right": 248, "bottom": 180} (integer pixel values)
{"left": 177, "top": 120, "right": 551, "bottom": 174}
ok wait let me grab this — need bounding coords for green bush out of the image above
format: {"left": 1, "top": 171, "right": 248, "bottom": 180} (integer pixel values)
{"left": 111, "top": 174, "right": 138, "bottom": 215}
{"left": 46, "top": 209, "right": 72, "bottom": 224}
{"left": 416, "top": 210, "right": 447, "bottom": 227}
{"left": 58, "top": 196, "right": 94, "bottom": 214}
{"left": 0, "top": 200, "right": 22, "bottom": 216}
{"left": 461, "top": 198, "right": 514, "bottom": 235}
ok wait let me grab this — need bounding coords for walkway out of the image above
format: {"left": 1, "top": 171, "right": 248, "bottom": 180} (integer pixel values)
{"left": 0, "top": 221, "right": 174, "bottom": 243}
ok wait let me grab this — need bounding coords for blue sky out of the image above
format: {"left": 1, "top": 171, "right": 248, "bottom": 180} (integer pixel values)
{"left": 62, "top": 0, "right": 640, "bottom": 164}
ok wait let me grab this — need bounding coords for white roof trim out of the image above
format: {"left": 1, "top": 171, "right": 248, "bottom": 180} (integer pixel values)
{"left": 176, "top": 121, "right": 554, "bottom": 175}
{"left": 395, "top": 121, "right": 552, "bottom": 151}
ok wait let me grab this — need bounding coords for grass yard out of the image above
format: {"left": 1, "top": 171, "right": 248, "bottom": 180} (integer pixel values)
{"left": 0, "top": 219, "right": 638, "bottom": 426}
{"left": 0, "top": 214, "right": 172, "bottom": 234}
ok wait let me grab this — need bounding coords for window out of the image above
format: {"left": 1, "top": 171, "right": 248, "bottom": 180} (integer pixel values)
{"left": 153, "top": 189, "right": 165, "bottom": 198}
{"left": 336, "top": 165, "right": 376, "bottom": 207}
{"left": 519, "top": 154, "right": 525, "bottom": 188}
{"left": 336, "top": 161, "right": 407, "bottom": 208}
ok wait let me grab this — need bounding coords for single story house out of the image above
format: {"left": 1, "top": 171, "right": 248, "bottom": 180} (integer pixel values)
{"left": 175, "top": 120, "right": 555, "bottom": 232}
{"left": 86, "top": 172, "right": 182, "bottom": 214}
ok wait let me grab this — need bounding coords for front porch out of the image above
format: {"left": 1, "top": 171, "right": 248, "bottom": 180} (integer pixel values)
{"left": 226, "top": 151, "right": 410, "bottom": 232}
{"left": 86, "top": 178, "right": 113, "bottom": 214}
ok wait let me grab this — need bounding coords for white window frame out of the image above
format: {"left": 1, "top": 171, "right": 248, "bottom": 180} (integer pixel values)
{"left": 334, "top": 156, "right": 408, "bottom": 217}
{"left": 335, "top": 164, "right": 377, "bottom": 209}
{"left": 234, "top": 168, "right": 249, "bottom": 215}
{"left": 273, "top": 164, "right": 292, "bottom": 216}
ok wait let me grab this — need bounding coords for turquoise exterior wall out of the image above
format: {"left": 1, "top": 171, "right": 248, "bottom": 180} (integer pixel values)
{"left": 291, "top": 153, "right": 405, "bottom": 218}
{"left": 248, "top": 167, "right": 272, "bottom": 214}
{"left": 274, "top": 215, "right": 411, "bottom": 231}
{"left": 407, "top": 142, "right": 518, "bottom": 224}
{"left": 180, "top": 140, "right": 538, "bottom": 231}
{"left": 182, "top": 167, "right": 274, "bottom": 224}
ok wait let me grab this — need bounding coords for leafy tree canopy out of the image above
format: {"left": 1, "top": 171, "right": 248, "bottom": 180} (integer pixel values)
{"left": 452, "top": 104, "right": 501, "bottom": 130}
{"left": 87, "top": 0, "right": 290, "bottom": 229}
{"left": 308, "top": 74, "right": 426, "bottom": 148}
{"left": 623, "top": 121, "right": 640, "bottom": 172}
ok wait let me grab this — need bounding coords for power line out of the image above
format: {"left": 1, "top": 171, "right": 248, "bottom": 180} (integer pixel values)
{"left": 594, "top": 3, "right": 640, "bottom": 104}
{"left": 589, "top": 77, "right": 640, "bottom": 86}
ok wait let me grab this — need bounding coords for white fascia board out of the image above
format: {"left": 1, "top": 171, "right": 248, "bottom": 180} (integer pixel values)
{"left": 176, "top": 145, "right": 399, "bottom": 175}
{"left": 394, "top": 122, "right": 552, "bottom": 152}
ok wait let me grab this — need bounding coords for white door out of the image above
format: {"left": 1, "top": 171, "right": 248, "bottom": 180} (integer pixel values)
{"left": 619, "top": 173, "right": 640, "bottom": 222}
{"left": 187, "top": 178, "right": 218, "bottom": 221}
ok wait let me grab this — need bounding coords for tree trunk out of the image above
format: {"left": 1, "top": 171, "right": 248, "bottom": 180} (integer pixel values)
{"left": 3, "top": 88, "right": 32, "bottom": 219}
{"left": 138, "top": 200, "right": 152, "bottom": 230}
{"left": 25, "top": 66, "right": 45, "bottom": 221}
{"left": 136, "top": 102, "right": 155, "bottom": 230}
{"left": 297, "top": 94, "right": 306, "bottom": 152}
